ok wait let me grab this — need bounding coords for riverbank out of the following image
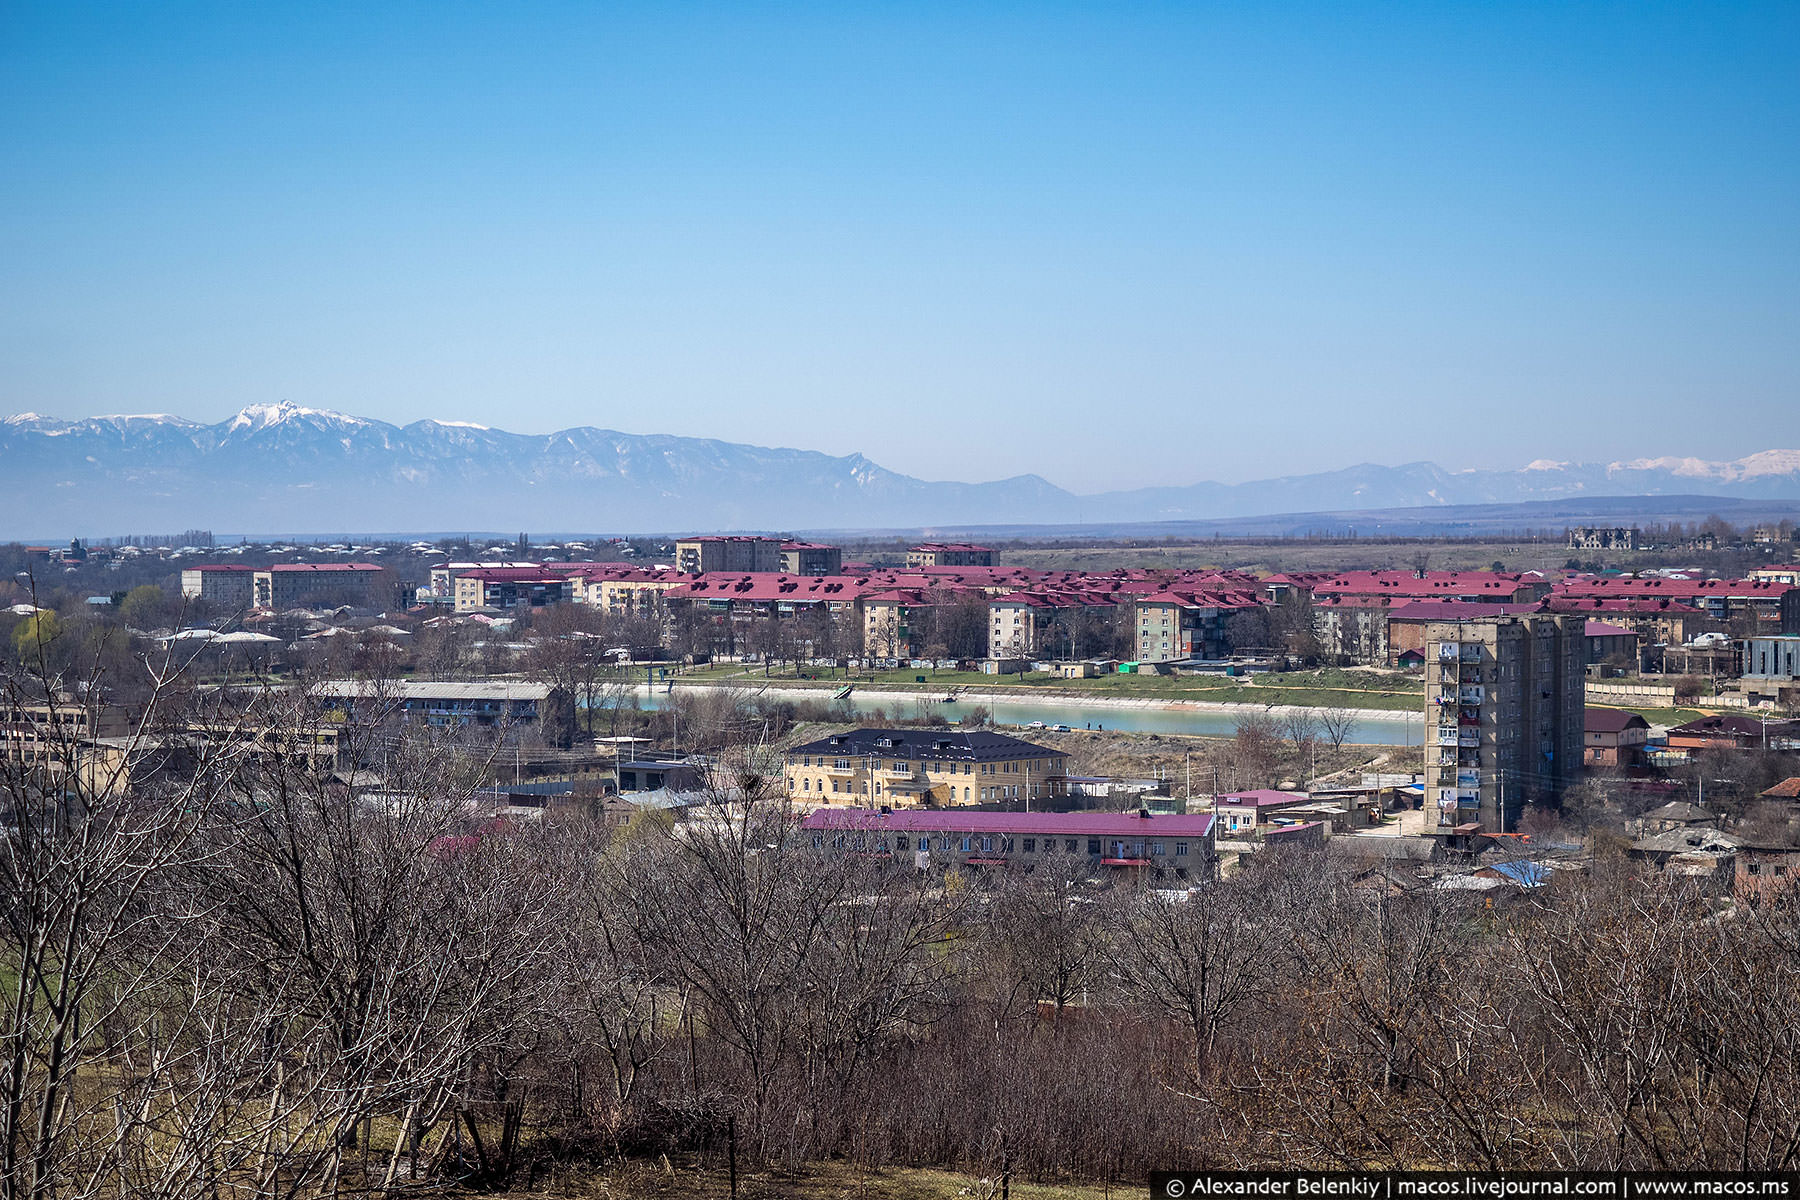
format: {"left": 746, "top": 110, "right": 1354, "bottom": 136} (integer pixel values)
{"left": 662, "top": 679, "right": 1414, "bottom": 722}
{"left": 634, "top": 680, "right": 1426, "bottom": 746}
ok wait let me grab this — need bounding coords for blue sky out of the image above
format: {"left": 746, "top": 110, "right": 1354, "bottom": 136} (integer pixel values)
{"left": 2, "top": 2, "right": 1796, "bottom": 491}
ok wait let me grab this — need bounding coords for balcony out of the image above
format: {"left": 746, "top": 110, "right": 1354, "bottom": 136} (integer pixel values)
{"left": 1459, "top": 645, "right": 1482, "bottom": 661}
{"left": 1458, "top": 732, "right": 1480, "bottom": 747}
{"left": 1459, "top": 687, "right": 1484, "bottom": 704}
{"left": 1437, "top": 644, "right": 1460, "bottom": 661}
{"left": 1435, "top": 728, "right": 1460, "bottom": 747}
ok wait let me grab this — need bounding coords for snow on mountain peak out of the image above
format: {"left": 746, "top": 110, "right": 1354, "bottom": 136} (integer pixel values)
{"left": 1607, "top": 451, "right": 1800, "bottom": 482}
{"left": 1523, "top": 459, "right": 1570, "bottom": 472}
{"left": 225, "top": 401, "right": 360, "bottom": 433}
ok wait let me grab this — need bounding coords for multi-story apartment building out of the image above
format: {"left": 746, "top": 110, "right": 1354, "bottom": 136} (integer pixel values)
{"left": 252, "top": 564, "right": 388, "bottom": 610}
{"left": 452, "top": 567, "right": 576, "bottom": 613}
{"left": 861, "top": 589, "right": 931, "bottom": 659}
{"left": 1133, "top": 591, "right": 1253, "bottom": 663}
{"left": 784, "top": 728, "right": 1069, "bottom": 808}
{"left": 1423, "top": 614, "right": 1585, "bottom": 835}
{"left": 577, "top": 569, "right": 688, "bottom": 618}
{"left": 989, "top": 593, "right": 1055, "bottom": 660}
{"left": 179, "top": 565, "right": 257, "bottom": 607}
{"left": 674, "top": 536, "right": 781, "bottom": 574}
{"left": 779, "top": 541, "right": 843, "bottom": 575}
{"left": 906, "top": 543, "right": 993, "bottom": 568}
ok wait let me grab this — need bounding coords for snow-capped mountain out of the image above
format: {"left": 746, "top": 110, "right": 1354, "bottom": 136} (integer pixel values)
{"left": 0, "top": 403, "right": 1796, "bottom": 535}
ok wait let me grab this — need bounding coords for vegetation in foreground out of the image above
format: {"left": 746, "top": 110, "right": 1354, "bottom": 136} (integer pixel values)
{"left": 5, "top": 632, "right": 1800, "bottom": 1200}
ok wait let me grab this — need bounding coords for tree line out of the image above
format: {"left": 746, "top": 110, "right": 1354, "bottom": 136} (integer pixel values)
{"left": 4, "top": 659, "right": 1800, "bottom": 1198}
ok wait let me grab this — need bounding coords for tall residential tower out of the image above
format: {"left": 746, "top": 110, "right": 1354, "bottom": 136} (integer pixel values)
{"left": 1424, "top": 614, "right": 1585, "bottom": 834}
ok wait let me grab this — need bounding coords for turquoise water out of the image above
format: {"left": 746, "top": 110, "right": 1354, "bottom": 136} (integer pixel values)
{"left": 630, "top": 685, "right": 1424, "bottom": 747}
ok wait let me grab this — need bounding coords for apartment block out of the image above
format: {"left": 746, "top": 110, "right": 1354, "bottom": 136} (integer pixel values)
{"left": 906, "top": 543, "right": 993, "bottom": 568}
{"left": 1424, "top": 614, "right": 1585, "bottom": 835}
{"left": 180, "top": 565, "right": 257, "bottom": 606}
{"left": 674, "top": 536, "right": 782, "bottom": 574}
{"left": 252, "top": 564, "right": 388, "bottom": 610}
{"left": 1133, "top": 591, "right": 1250, "bottom": 663}
{"left": 779, "top": 541, "right": 843, "bottom": 575}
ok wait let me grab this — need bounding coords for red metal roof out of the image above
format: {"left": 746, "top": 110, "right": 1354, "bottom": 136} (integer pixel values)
{"left": 803, "top": 806, "right": 1214, "bottom": 838}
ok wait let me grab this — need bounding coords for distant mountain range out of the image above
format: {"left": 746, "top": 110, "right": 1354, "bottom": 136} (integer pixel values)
{"left": 2, "top": 404, "right": 1798, "bottom": 538}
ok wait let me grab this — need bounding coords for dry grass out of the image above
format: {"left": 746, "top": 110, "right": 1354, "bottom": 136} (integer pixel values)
{"left": 501, "top": 1156, "right": 1131, "bottom": 1199}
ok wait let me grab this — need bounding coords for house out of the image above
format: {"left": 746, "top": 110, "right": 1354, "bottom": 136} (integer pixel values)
{"left": 783, "top": 728, "right": 1070, "bottom": 808}
{"left": 1211, "top": 789, "right": 1314, "bottom": 836}
{"left": 1584, "top": 708, "right": 1650, "bottom": 768}
{"left": 801, "top": 806, "right": 1216, "bottom": 880}
{"left": 1628, "top": 827, "right": 1742, "bottom": 891}
{"left": 1737, "top": 842, "right": 1800, "bottom": 905}
{"left": 1667, "top": 714, "right": 1800, "bottom": 752}
{"left": 1633, "top": 801, "right": 1717, "bottom": 837}
{"left": 1761, "top": 778, "right": 1800, "bottom": 801}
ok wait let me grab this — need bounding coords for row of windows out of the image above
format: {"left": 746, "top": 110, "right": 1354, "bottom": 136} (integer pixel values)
{"left": 794, "top": 777, "right": 1046, "bottom": 802}
{"left": 793, "top": 756, "right": 1041, "bottom": 775}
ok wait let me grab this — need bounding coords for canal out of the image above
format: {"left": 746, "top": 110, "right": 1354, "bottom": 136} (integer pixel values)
{"left": 630, "top": 685, "right": 1425, "bottom": 747}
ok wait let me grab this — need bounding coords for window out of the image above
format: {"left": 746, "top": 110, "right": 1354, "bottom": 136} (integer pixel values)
{"left": 980, "top": 837, "right": 993, "bottom": 852}
{"left": 1176, "top": 842, "right": 1189, "bottom": 857}
{"left": 1001, "top": 838, "right": 1014, "bottom": 853}
{"left": 1087, "top": 839, "right": 1101, "bottom": 855}
{"left": 960, "top": 837, "right": 972, "bottom": 852}
{"left": 1066, "top": 839, "right": 1078, "bottom": 853}
{"left": 896, "top": 835, "right": 909, "bottom": 850}
{"left": 1022, "top": 838, "right": 1035, "bottom": 853}
{"left": 1152, "top": 841, "right": 1164, "bottom": 855}
{"left": 811, "top": 834, "right": 823, "bottom": 848}
{"left": 802, "top": 779, "right": 810, "bottom": 792}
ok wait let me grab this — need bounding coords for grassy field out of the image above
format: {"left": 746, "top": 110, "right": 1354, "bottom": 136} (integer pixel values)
{"left": 1000, "top": 538, "right": 1579, "bottom": 575}
{"left": 511, "top": 1158, "right": 1136, "bottom": 1199}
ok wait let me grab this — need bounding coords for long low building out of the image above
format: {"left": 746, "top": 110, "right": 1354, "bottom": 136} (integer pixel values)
{"left": 802, "top": 805, "right": 1216, "bottom": 879}
{"left": 310, "top": 679, "right": 572, "bottom": 737}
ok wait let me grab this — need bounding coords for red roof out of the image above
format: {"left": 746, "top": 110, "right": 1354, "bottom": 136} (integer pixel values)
{"left": 1216, "top": 789, "right": 1311, "bottom": 808}
{"left": 1386, "top": 600, "right": 1542, "bottom": 621}
{"left": 266, "top": 562, "right": 384, "bottom": 573}
{"left": 803, "top": 807, "right": 1215, "bottom": 838}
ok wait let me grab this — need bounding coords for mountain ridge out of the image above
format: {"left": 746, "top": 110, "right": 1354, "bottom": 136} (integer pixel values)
{"left": 2, "top": 403, "right": 1796, "bottom": 536}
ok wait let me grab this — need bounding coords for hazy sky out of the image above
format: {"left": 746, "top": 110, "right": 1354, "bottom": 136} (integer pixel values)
{"left": 2, "top": 2, "right": 1796, "bottom": 491}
